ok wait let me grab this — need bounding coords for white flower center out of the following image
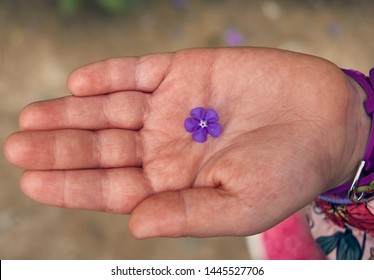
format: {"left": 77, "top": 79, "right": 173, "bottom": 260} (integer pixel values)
{"left": 199, "top": 120, "right": 208, "bottom": 128}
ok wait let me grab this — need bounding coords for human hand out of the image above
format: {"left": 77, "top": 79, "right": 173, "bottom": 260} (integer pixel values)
{"left": 4, "top": 48, "right": 370, "bottom": 238}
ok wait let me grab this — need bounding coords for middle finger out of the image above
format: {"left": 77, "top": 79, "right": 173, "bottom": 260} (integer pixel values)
{"left": 6, "top": 129, "right": 143, "bottom": 170}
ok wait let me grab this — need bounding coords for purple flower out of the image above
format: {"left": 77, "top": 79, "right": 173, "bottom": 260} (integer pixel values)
{"left": 184, "top": 107, "right": 222, "bottom": 142}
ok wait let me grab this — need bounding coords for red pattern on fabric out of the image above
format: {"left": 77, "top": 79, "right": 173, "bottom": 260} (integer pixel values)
{"left": 314, "top": 198, "right": 374, "bottom": 237}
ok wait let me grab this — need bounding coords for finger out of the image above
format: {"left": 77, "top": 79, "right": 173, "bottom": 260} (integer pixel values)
{"left": 19, "top": 92, "right": 148, "bottom": 130}
{"left": 4, "top": 129, "right": 142, "bottom": 170}
{"left": 67, "top": 54, "right": 173, "bottom": 96}
{"left": 128, "top": 188, "right": 264, "bottom": 239}
{"left": 20, "top": 168, "right": 152, "bottom": 213}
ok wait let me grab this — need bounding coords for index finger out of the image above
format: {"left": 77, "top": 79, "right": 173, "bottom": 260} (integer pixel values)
{"left": 67, "top": 53, "right": 173, "bottom": 96}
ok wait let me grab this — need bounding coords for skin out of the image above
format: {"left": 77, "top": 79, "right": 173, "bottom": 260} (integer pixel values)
{"left": 3, "top": 47, "right": 371, "bottom": 239}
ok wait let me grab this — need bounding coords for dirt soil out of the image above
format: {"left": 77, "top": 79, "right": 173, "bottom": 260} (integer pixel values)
{"left": 1, "top": 0, "right": 374, "bottom": 259}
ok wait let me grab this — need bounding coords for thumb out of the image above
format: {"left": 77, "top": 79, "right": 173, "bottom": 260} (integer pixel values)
{"left": 128, "top": 188, "right": 263, "bottom": 239}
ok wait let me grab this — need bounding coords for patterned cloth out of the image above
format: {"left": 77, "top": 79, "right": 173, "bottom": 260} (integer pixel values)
{"left": 308, "top": 199, "right": 374, "bottom": 260}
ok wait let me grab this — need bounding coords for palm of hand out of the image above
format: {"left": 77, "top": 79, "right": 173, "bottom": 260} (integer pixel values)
{"left": 5, "top": 48, "right": 352, "bottom": 238}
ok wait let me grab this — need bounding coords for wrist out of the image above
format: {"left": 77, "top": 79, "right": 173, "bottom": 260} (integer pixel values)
{"left": 327, "top": 70, "right": 371, "bottom": 193}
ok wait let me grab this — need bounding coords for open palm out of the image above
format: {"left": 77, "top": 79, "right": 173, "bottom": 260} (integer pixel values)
{"left": 4, "top": 48, "right": 368, "bottom": 238}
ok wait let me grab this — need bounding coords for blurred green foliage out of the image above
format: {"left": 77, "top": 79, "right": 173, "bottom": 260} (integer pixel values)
{"left": 58, "top": 0, "right": 138, "bottom": 16}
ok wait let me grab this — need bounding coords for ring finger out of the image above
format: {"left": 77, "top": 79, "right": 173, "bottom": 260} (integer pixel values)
{"left": 19, "top": 91, "right": 149, "bottom": 131}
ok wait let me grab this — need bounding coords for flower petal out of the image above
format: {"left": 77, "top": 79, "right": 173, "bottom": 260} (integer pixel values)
{"left": 206, "top": 109, "right": 219, "bottom": 122}
{"left": 184, "top": 118, "right": 200, "bottom": 132}
{"left": 190, "top": 107, "right": 206, "bottom": 120}
{"left": 192, "top": 127, "right": 208, "bottom": 142}
{"left": 207, "top": 122, "right": 222, "bottom": 137}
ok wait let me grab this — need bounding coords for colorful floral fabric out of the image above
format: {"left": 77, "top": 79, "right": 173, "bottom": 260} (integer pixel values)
{"left": 308, "top": 199, "right": 374, "bottom": 260}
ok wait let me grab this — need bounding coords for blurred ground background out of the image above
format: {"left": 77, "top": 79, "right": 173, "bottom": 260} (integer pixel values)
{"left": 1, "top": 0, "right": 374, "bottom": 259}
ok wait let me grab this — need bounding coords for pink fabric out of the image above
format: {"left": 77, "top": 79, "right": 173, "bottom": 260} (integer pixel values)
{"left": 262, "top": 212, "right": 326, "bottom": 260}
